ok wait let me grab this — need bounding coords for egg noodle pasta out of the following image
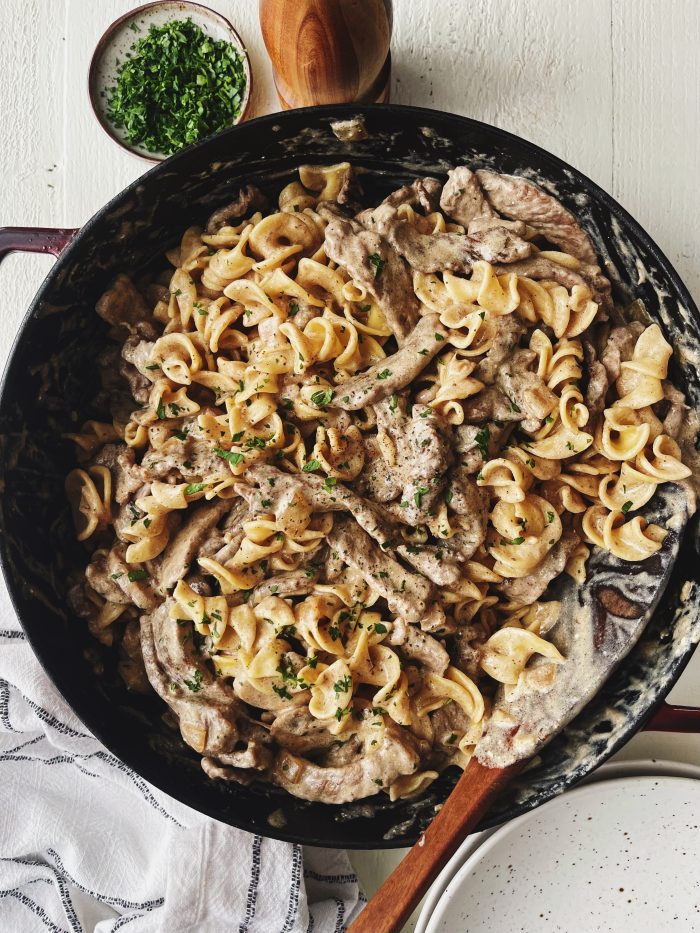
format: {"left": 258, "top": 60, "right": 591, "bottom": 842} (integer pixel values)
{"left": 65, "top": 162, "right": 696, "bottom": 805}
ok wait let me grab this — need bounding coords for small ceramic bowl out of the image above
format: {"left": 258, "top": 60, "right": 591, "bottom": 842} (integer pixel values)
{"left": 88, "top": 1, "right": 252, "bottom": 162}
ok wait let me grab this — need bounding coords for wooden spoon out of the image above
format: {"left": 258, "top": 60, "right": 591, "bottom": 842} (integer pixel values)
{"left": 348, "top": 759, "right": 523, "bottom": 933}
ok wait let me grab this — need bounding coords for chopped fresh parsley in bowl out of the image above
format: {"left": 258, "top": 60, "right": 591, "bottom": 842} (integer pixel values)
{"left": 89, "top": 3, "right": 251, "bottom": 161}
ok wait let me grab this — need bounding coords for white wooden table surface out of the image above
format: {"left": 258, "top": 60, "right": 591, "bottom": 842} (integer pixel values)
{"left": 1, "top": 1, "right": 699, "bottom": 929}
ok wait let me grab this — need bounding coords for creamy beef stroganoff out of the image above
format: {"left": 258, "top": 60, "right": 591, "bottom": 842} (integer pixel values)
{"left": 65, "top": 163, "right": 696, "bottom": 804}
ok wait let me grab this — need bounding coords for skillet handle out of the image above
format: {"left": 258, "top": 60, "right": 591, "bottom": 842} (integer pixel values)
{"left": 0, "top": 226, "right": 79, "bottom": 263}
{"left": 644, "top": 703, "right": 700, "bottom": 733}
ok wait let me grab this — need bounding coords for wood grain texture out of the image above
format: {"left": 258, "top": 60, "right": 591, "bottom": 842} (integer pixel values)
{"left": 348, "top": 760, "right": 523, "bottom": 933}
{"left": 2, "top": 4, "right": 700, "bottom": 931}
{"left": 260, "top": 0, "right": 392, "bottom": 107}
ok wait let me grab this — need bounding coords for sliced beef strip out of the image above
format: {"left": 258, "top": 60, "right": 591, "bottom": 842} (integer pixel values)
{"left": 374, "top": 394, "right": 453, "bottom": 525}
{"left": 439, "top": 166, "right": 495, "bottom": 228}
{"left": 476, "top": 170, "right": 598, "bottom": 264}
{"left": 140, "top": 426, "right": 231, "bottom": 483}
{"left": 269, "top": 720, "right": 420, "bottom": 803}
{"left": 324, "top": 215, "right": 420, "bottom": 343}
{"left": 104, "top": 543, "right": 159, "bottom": 611}
{"left": 205, "top": 184, "right": 268, "bottom": 234}
{"left": 118, "top": 360, "right": 151, "bottom": 405}
{"left": 497, "top": 531, "right": 580, "bottom": 605}
{"left": 388, "top": 618, "right": 450, "bottom": 674}
{"left": 328, "top": 516, "right": 433, "bottom": 622}
{"left": 460, "top": 386, "right": 523, "bottom": 424}
{"left": 95, "top": 274, "right": 158, "bottom": 338}
{"left": 454, "top": 422, "right": 515, "bottom": 474}
{"left": 140, "top": 604, "right": 243, "bottom": 756}
{"left": 86, "top": 550, "right": 133, "bottom": 605}
{"left": 600, "top": 323, "right": 645, "bottom": 381}
{"left": 430, "top": 700, "right": 477, "bottom": 749}
{"left": 378, "top": 177, "right": 443, "bottom": 213}
{"left": 122, "top": 335, "right": 156, "bottom": 375}
{"left": 661, "top": 381, "right": 688, "bottom": 439}
{"left": 496, "top": 348, "right": 558, "bottom": 429}
{"left": 93, "top": 444, "right": 148, "bottom": 505}
{"left": 440, "top": 466, "right": 490, "bottom": 563}
{"left": 360, "top": 203, "right": 533, "bottom": 274}
{"left": 492, "top": 255, "right": 612, "bottom": 311}
{"left": 355, "top": 436, "right": 404, "bottom": 502}
{"left": 330, "top": 313, "right": 447, "bottom": 410}
{"left": 249, "top": 569, "right": 321, "bottom": 606}
{"left": 473, "top": 314, "right": 527, "bottom": 385}
{"left": 583, "top": 340, "right": 609, "bottom": 416}
{"left": 201, "top": 758, "right": 256, "bottom": 785}
{"left": 448, "top": 466, "right": 490, "bottom": 520}
{"left": 269, "top": 706, "right": 339, "bottom": 756}
{"left": 155, "top": 499, "right": 231, "bottom": 593}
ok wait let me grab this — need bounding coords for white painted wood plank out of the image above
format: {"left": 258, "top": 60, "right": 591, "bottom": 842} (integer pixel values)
{"left": 390, "top": 0, "right": 614, "bottom": 187}
{"left": 0, "top": 0, "right": 66, "bottom": 361}
{"left": 612, "top": 0, "right": 700, "bottom": 304}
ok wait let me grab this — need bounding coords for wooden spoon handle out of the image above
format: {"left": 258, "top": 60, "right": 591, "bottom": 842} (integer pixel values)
{"left": 348, "top": 759, "right": 523, "bottom": 933}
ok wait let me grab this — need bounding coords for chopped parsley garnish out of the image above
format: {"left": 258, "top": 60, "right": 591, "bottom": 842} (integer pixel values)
{"left": 127, "top": 569, "right": 149, "bottom": 582}
{"left": 417, "top": 348, "right": 429, "bottom": 356}
{"left": 288, "top": 302, "right": 299, "bottom": 317}
{"left": 335, "top": 706, "right": 352, "bottom": 721}
{"left": 475, "top": 424, "right": 490, "bottom": 458}
{"left": 333, "top": 675, "right": 352, "bottom": 695}
{"left": 214, "top": 447, "right": 244, "bottom": 465}
{"left": 310, "top": 388, "right": 334, "bottom": 407}
{"left": 106, "top": 18, "right": 248, "bottom": 156}
{"left": 328, "top": 624, "right": 341, "bottom": 641}
{"left": 414, "top": 485, "right": 430, "bottom": 508}
{"left": 434, "top": 332, "right": 445, "bottom": 341}
{"left": 183, "top": 670, "right": 203, "bottom": 694}
{"left": 173, "top": 429, "right": 188, "bottom": 441}
{"left": 231, "top": 430, "right": 245, "bottom": 443}
{"left": 373, "top": 622, "right": 388, "bottom": 635}
{"left": 445, "top": 486, "right": 453, "bottom": 505}
{"left": 376, "top": 368, "right": 392, "bottom": 380}
{"left": 156, "top": 399, "right": 166, "bottom": 420}
{"left": 389, "top": 393, "right": 398, "bottom": 411}
{"left": 621, "top": 500, "right": 633, "bottom": 514}
{"left": 544, "top": 415, "right": 554, "bottom": 425}
{"left": 509, "top": 398, "right": 521, "bottom": 413}
{"left": 146, "top": 363, "right": 161, "bottom": 371}
{"left": 323, "top": 476, "right": 337, "bottom": 492}
{"left": 547, "top": 511, "right": 555, "bottom": 523}
{"left": 368, "top": 252, "right": 385, "bottom": 278}
{"left": 272, "top": 683, "right": 292, "bottom": 700}
{"left": 110, "top": 572, "right": 123, "bottom": 580}
{"left": 302, "top": 459, "right": 321, "bottom": 472}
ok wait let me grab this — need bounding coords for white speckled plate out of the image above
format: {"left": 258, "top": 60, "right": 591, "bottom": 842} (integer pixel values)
{"left": 422, "top": 771, "right": 700, "bottom": 933}
{"left": 415, "top": 759, "right": 700, "bottom": 933}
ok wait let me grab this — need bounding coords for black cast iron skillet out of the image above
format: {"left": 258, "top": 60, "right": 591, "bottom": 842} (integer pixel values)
{"left": 1, "top": 105, "right": 699, "bottom": 848}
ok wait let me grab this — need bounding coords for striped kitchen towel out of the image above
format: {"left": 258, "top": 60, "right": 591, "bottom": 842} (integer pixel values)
{"left": 0, "top": 591, "right": 364, "bottom": 932}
